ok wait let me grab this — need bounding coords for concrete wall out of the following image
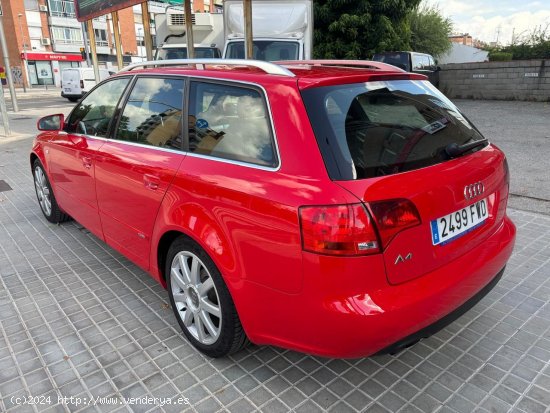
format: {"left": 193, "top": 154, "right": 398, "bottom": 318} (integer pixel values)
{"left": 439, "top": 60, "right": 550, "bottom": 102}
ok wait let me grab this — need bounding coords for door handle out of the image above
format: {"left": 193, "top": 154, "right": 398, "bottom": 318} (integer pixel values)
{"left": 82, "top": 155, "right": 92, "bottom": 169}
{"left": 143, "top": 174, "right": 160, "bottom": 190}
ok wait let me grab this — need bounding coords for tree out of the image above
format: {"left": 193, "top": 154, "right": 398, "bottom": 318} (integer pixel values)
{"left": 409, "top": 5, "right": 452, "bottom": 58}
{"left": 313, "top": 0, "right": 422, "bottom": 59}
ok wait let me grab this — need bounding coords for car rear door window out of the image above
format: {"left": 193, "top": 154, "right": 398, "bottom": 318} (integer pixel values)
{"left": 115, "top": 77, "right": 185, "bottom": 150}
{"left": 188, "top": 81, "right": 278, "bottom": 167}
{"left": 65, "top": 77, "right": 130, "bottom": 137}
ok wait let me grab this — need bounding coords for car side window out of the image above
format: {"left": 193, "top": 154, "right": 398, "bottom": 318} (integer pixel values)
{"left": 115, "top": 77, "right": 185, "bottom": 150}
{"left": 188, "top": 82, "right": 278, "bottom": 167}
{"left": 65, "top": 78, "right": 130, "bottom": 137}
{"left": 412, "top": 54, "right": 423, "bottom": 70}
{"left": 423, "top": 56, "right": 431, "bottom": 70}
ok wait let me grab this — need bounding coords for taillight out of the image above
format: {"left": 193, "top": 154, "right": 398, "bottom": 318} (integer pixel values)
{"left": 80, "top": 80, "right": 84, "bottom": 89}
{"left": 299, "top": 204, "right": 379, "bottom": 256}
{"left": 369, "top": 199, "right": 421, "bottom": 248}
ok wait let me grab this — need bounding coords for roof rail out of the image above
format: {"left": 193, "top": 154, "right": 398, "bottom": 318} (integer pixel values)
{"left": 276, "top": 60, "right": 405, "bottom": 72}
{"left": 120, "top": 59, "right": 296, "bottom": 77}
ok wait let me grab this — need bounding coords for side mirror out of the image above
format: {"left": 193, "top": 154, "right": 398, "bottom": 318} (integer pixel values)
{"left": 37, "top": 114, "right": 65, "bottom": 131}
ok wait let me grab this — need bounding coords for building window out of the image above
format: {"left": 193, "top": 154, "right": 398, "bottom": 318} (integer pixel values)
{"left": 48, "top": 0, "right": 76, "bottom": 18}
{"left": 24, "top": 0, "right": 38, "bottom": 10}
{"left": 51, "top": 27, "right": 83, "bottom": 45}
{"left": 94, "top": 29, "right": 108, "bottom": 47}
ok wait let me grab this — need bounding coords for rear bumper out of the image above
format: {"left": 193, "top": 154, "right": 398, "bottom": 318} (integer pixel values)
{"left": 244, "top": 215, "right": 516, "bottom": 358}
{"left": 377, "top": 265, "right": 504, "bottom": 355}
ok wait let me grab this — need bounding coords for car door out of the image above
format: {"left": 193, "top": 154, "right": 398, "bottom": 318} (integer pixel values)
{"left": 47, "top": 77, "right": 131, "bottom": 239}
{"left": 94, "top": 76, "right": 186, "bottom": 270}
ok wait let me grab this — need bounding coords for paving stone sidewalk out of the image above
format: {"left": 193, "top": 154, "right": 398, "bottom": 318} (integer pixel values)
{"left": 0, "top": 134, "right": 549, "bottom": 413}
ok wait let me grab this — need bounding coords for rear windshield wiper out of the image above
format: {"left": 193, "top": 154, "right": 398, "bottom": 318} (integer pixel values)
{"left": 444, "top": 138, "right": 488, "bottom": 159}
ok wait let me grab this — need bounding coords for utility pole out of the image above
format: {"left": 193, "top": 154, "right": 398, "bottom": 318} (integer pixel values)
{"left": 86, "top": 20, "right": 100, "bottom": 83}
{"left": 81, "top": 22, "right": 91, "bottom": 67}
{"left": 183, "top": 0, "right": 194, "bottom": 58}
{"left": 17, "top": 14, "right": 28, "bottom": 92}
{"left": 0, "top": 82, "right": 10, "bottom": 136}
{"left": 0, "top": 4, "right": 19, "bottom": 112}
{"left": 0, "top": 0, "right": 8, "bottom": 135}
{"left": 244, "top": 0, "right": 253, "bottom": 59}
{"left": 111, "top": 11, "right": 124, "bottom": 70}
{"left": 141, "top": 2, "right": 154, "bottom": 61}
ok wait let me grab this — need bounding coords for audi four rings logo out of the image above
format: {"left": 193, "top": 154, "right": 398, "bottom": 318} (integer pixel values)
{"left": 464, "top": 182, "right": 484, "bottom": 200}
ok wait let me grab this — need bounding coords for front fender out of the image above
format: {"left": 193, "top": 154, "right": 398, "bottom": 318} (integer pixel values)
{"left": 30, "top": 133, "right": 56, "bottom": 184}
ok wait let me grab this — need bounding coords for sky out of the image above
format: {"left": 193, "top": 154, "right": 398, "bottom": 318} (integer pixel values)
{"left": 426, "top": 0, "right": 550, "bottom": 45}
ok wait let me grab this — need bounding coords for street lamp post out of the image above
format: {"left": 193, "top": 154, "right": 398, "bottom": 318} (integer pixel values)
{"left": 17, "top": 13, "right": 29, "bottom": 92}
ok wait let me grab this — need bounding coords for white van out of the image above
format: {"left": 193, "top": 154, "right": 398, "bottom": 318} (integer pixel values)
{"left": 61, "top": 68, "right": 111, "bottom": 102}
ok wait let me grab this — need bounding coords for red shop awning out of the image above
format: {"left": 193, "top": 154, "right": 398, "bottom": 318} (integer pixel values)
{"left": 21, "top": 52, "right": 83, "bottom": 62}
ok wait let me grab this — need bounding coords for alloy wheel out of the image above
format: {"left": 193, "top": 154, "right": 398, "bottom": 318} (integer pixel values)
{"left": 170, "top": 251, "right": 222, "bottom": 345}
{"left": 34, "top": 166, "right": 52, "bottom": 217}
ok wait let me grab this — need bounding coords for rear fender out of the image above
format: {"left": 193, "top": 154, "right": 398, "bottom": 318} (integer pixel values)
{"left": 150, "top": 197, "right": 237, "bottom": 289}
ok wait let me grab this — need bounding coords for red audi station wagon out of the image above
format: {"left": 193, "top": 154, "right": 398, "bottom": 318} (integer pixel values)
{"left": 31, "top": 60, "right": 516, "bottom": 358}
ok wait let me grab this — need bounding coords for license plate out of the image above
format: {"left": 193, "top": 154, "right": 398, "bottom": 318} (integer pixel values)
{"left": 64, "top": 88, "right": 71, "bottom": 93}
{"left": 431, "top": 199, "right": 488, "bottom": 245}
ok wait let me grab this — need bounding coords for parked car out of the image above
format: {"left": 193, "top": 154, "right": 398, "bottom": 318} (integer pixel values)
{"left": 372, "top": 51, "right": 440, "bottom": 86}
{"left": 32, "top": 59, "right": 515, "bottom": 358}
{"left": 60, "top": 67, "right": 111, "bottom": 102}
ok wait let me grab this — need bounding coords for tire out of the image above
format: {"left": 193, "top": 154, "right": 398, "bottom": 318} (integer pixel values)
{"left": 166, "top": 236, "right": 249, "bottom": 357}
{"left": 32, "top": 159, "right": 71, "bottom": 224}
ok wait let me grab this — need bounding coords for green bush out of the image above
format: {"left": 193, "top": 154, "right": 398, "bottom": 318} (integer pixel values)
{"left": 489, "top": 52, "right": 513, "bottom": 61}
{"left": 499, "top": 26, "right": 550, "bottom": 60}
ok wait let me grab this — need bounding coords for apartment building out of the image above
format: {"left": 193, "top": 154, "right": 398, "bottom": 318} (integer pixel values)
{"left": 0, "top": 0, "right": 219, "bottom": 88}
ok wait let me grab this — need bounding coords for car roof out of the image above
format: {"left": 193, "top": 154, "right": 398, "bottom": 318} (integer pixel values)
{"left": 114, "top": 59, "right": 427, "bottom": 90}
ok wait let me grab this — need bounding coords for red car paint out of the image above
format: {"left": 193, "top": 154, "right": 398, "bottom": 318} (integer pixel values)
{"left": 31, "top": 61, "right": 515, "bottom": 357}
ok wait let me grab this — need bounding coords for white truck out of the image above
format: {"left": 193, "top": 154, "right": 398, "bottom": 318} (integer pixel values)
{"left": 154, "top": 6, "right": 224, "bottom": 60}
{"left": 155, "top": 0, "right": 313, "bottom": 62}
{"left": 223, "top": 0, "right": 313, "bottom": 61}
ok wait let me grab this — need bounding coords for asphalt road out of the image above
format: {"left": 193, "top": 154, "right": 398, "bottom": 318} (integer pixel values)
{"left": 2, "top": 95, "right": 548, "bottom": 215}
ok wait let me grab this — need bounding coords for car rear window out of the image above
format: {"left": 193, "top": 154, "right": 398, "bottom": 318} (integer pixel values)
{"left": 301, "top": 80, "right": 487, "bottom": 180}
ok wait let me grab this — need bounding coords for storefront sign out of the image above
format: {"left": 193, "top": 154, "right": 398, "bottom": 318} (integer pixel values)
{"left": 21, "top": 52, "right": 83, "bottom": 62}
{"left": 75, "top": 0, "right": 144, "bottom": 22}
